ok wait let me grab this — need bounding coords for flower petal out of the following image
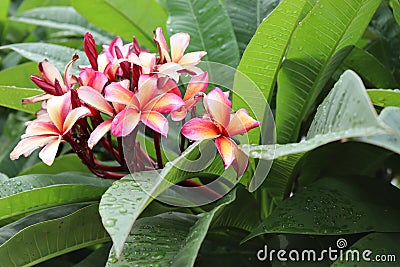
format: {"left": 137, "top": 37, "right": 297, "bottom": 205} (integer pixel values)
{"left": 181, "top": 118, "right": 220, "bottom": 141}
{"left": 184, "top": 72, "right": 208, "bottom": 101}
{"left": 141, "top": 111, "right": 168, "bottom": 137}
{"left": 78, "top": 86, "right": 113, "bottom": 116}
{"left": 138, "top": 52, "right": 156, "bottom": 74}
{"left": 46, "top": 92, "right": 71, "bottom": 131}
{"left": 204, "top": 87, "right": 231, "bottom": 128}
{"left": 88, "top": 119, "right": 112, "bottom": 148}
{"left": 232, "top": 145, "right": 249, "bottom": 178}
{"left": 178, "top": 51, "right": 207, "bottom": 66}
{"left": 39, "top": 135, "right": 61, "bottom": 166}
{"left": 170, "top": 32, "right": 190, "bottom": 63}
{"left": 171, "top": 106, "right": 188, "bottom": 121}
{"left": 137, "top": 75, "right": 158, "bottom": 106}
{"left": 157, "top": 62, "right": 183, "bottom": 82}
{"left": 22, "top": 93, "right": 52, "bottom": 104}
{"left": 226, "top": 108, "right": 260, "bottom": 136}
{"left": 215, "top": 136, "right": 235, "bottom": 169}
{"left": 10, "top": 135, "right": 58, "bottom": 160}
{"left": 111, "top": 108, "right": 140, "bottom": 137}
{"left": 154, "top": 27, "right": 171, "bottom": 62}
{"left": 144, "top": 93, "right": 184, "bottom": 114}
{"left": 104, "top": 81, "right": 137, "bottom": 106}
{"left": 157, "top": 77, "right": 182, "bottom": 97}
{"left": 79, "top": 69, "right": 108, "bottom": 93}
{"left": 63, "top": 107, "right": 91, "bottom": 133}
{"left": 39, "top": 60, "right": 64, "bottom": 88}
{"left": 22, "top": 121, "right": 58, "bottom": 138}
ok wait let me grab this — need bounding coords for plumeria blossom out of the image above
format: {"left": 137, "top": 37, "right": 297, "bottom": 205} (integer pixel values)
{"left": 171, "top": 72, "right": 209, "bottom": 121}
{"left": 10, "top": 92, "right": 91, "bottom": 165}
{"left": 181, "top": 88, "right": 260, "bottom": 177}
{"left": 154, "top": 27, "right": 207, "bottom": 81}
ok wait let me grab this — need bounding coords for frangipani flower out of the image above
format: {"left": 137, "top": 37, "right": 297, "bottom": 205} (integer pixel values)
{"left": 10, "top": 92, "right": 91, "bottom": 165}
{"left": 171, "top": 72, "right": 209, "bottom": 121}
{"left": 154, "top": 27, "right": 207, "bottom": 81}
{"left": 181, "top": 88, "right": 259, "bottom": 177}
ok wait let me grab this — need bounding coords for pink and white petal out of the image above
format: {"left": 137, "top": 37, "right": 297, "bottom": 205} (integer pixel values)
{"left": 215, "top": 136, "right": 235, "bottom": 169}
{"left": 182, "top": 65, "right": 205, "bottom": 75}
{"left": 181, "top": 118, "right": 220, "bottom": 141}
{"left": 184, "top": 72, "right": 208, "bottom": 101}
{"left": 80, "top": 70, "right": 108, "bottom": 93}
{"left": 10, "top": 135, "right": 58, "bottom": 160}
{"left": 97, "top": 53, "right": 109, "bottom": 73}
{"left": 104, "top": 82, "right": 136, "bottom": 106}
{"left": 171, "top": 107, "right": 188, "bottom": 121}
{"left": 40, "top": 60, "right": 64, "bottom": 87}
{"left": 137, "top": 75, "right": 158, "bottom": 106}
{"left": 128, "top": 53, "right": 141, "bottom": 65}
{"left": 62, "top": 107, "right": 91, "bottom": 133}
{"left": 154, "top": 27, "right": 171, "bottom": 62}
{"left": 226, "top": 108, "right": 260, "bottom": 136}
{"left": 78, "top": 86, "right": 113, "bottom": 116}
{"left": 138, "top": 53, "right": 156, "bottom": 74}
{"left": 157, "top": 77, "right": 182, "bottom": 97}
{"left": 88, "top": 120, "right": 112, "bottom": 148}
{"left": 178, "top": 51, "right": 207, "bottom": 66}
{"left": 170, "top": 32, "right": 190, "bottom": 62}
{"left": 157, "top": 62, "right": 183, "bottom": 82}
{"left": 111, "top": 108, "right": 140, "bottom": 137}
{"left": 47, "top": 92, "right": 71, "bottom": 131}
{"left": 22, "top": 121, "right": 59, "bottom": 138}
{"left": 22, "top": 93, "right": 52, "bottom": 104}
{"left": 232, "top": 145, "right": 249, "bottom": 178}
{"left": 144, "top": 93, "right": 184, "bottom": 114}
{"left": 203, "top": 87, "right": 231, "bottom": 128}
{"left": 39, "top": 135, "right": 61, "bottom": 166}
{"left": 140, "top": 111, "right": 169, "bottom": 137}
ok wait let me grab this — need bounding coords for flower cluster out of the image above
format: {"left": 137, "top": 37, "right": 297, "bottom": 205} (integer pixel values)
{"left": 10, "top": 28, "right": 259, "bottom": 179}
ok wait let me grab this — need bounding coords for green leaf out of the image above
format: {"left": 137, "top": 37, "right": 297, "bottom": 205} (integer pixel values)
{"left": 233, "top": 0, "right": 310, "bottom": 111}
{"left": 11, "top": 6, "right": 113, "bottom": 43}
{"left": 166, "top": 0, "right": 240, "bottom": 68}
{"left": 341, "top": 47, "right": 398, "bottom": 88}
{"left": 0, "top": 43, "right": 88, "bottom": 75}
{"left": 332, "top": 233, "right": 400, "bottom": 266}
{"left": 391, "top": 0, "right": 400, "bottom": 26}
{"left": 356, "top": 106, "right": 400, "bottom": 155}
{"left": 276, "top": 0, "right": 381, "bottom": 143}
{"left": 0, "top": 62, "right": 42, "bottom": 113}
{"left": 71, "top": 0, "right": 167, "bottom": 49}
{"left": 245, "top": 176, "right": 400, "bottom": 241}
{"left": 17, "top": 0, "right": 70, "bottom": 12}
{"left": 100, "top": 140, "right": 237, "bottom": 258}
{"left": 0, "top": 173, "right": 112, "bottom": 225}
{"left": 243, "top": 70, "right": 389, "bottom": 201}
{"left": 0, "top": 0, "right": 9, "bottom": 20}
{"left": 106, "top": 191, "right": 236, "bottom": 266}
{"left": 367, "top": 89, "right": 400, "bottom": 108}
{"left": 0, "top": 204, "right": 110, "bottom": 266}
{"left": 18, "top": 154, "right": 91, "bottom": 175}
{"left": 225, "top": 0, "right": 280, "bottom": 55}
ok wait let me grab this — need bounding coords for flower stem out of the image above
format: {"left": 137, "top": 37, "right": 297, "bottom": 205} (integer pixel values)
{"left": 153, "top": 131, "right": 163, "bottom": 169}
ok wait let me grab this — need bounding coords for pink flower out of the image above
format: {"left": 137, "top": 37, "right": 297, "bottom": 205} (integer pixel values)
{"left": 171, "top": 72, "right": 208, "bottom": 121}
{"left": 10, "top": 92, "right": 91, "bottom": 165}
{"left": 181, "top": 88, "right": 259, "bottom": 177}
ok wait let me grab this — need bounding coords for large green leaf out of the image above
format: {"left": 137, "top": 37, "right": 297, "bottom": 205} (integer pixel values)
{"left": 100, "top": 140, "right": 236, "bottom": 258}
{"left": 71, "top": 0, "right": 167, "bottom": 49}
{"left": 245, "top": 176, "right": 400, "bottom": 241}
{"left": 0, "top": 0, "right": 9, "bottom": 20}
{"left": 276, "top": 0, "right": 381, "bottom": 143}
{"left": 233, "top": 0, "right": 310, "bottom": 112}
{"left": 166, "top": 0, "right": 240, "bottom": 68}
{"left": 106, "top": 191, "right": 235, "bottom": 266}
{"left": 10, "top": 6, "right": 113, "bottom": 43}
{"left": 0, "top": 43, "right": 88, "bottom": 74}
{"left": 367, "top": 89, "right": 400, "bottom": 108}
{"left": 392, "top": 0, "right": 400, "bottom": 26}
{"left": 332, "top": 233, "right": 400, "bottom": 266}
{"left": 242, "top": 70, "right": 389, "bottom": 201}
{"left": 341, "top": 47, "right": 398, "bottom": 88}
{"left": 225, "top": 0, "right": 280, "bottom": 55}
{"left": 0, "top": 204, "right": 110, "bottom": 266}
{"left": 0, "top": 172, "right": 112, "bottom": 225}
{"left": 0, "top": 62, "right": 41, "bottom": 113}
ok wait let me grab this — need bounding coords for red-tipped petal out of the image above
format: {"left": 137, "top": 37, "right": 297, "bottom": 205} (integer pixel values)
{"left": 39, "top": 60, "right": 64, "bottom": 88}
{"left": 184, "top": 72, "right": 208, "bottom": 101}
{"left": 141, "top": 111, "right": 169, "bottom": 137}
{"left": 111, "top": 108, "right": 140, "bottom": 137}
{"left": 39, "top": 135, "right": 61, "bottom": 166}
{"left": 154, "top": 27, "right": 171, "bottom": 63}
{"left": 181, "top": 118, "right": 220, "bottom": 141}
{"left": 157, "top": 77, "right": 182, "bottom": 97}
{"left": 144, "top": 93, "right": 184, "bottom": 114}
{"left": 46, "top": 93, "right": 71, "bottom": 131}
{"left": 79, "top": 69, "right": 108, "bottom": 93}
{"left": 88, "top": 119, "right": 112, "bottom": 148}
{"left": 226, "top": 108, "right": 260, "bottom": 136}
{"left": 137, "top": 75, "right": 158, "bottom": 106}
{"left": 22, "top": 121, "right": 58, "bottom": 138}
{"left": 10, "top": 135, "right": 58, "bottom": 160}
{"left": 63, "top": 106, "right": 91, "bottom": 133}
{"left": 78, "top": 86, "right": 113, "bottom": 116}
{"left": 30, "top": 75, "right": 57, "bottom": 95}
{"left": 170, "top": 32, "right": 190, "bottom": 63}
{"left": 204, "top": 87, "right": 231, "bottom": 128}
{"left": 215, "top": 136, "right": 235, "bottom": 169}
{"left": 104, "top": 81, "right": 136, "bottom": 106}
{"left": 171, "top": 106, "right": 188, "bottom": 121}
